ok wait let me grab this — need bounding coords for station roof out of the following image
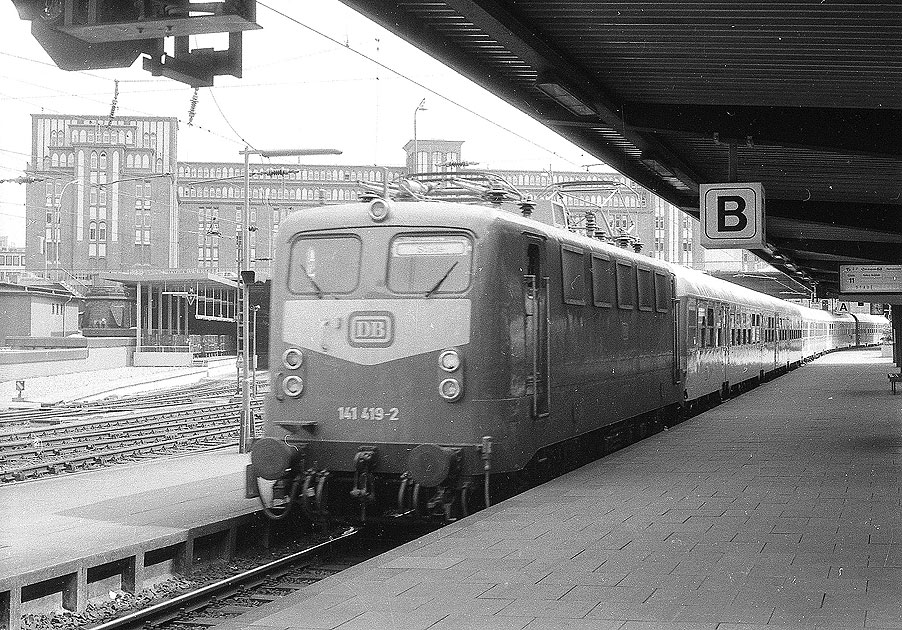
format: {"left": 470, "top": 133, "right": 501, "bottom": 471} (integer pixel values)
{"left": 103, "top": 271, "right": 238, "bottom": 290}
{"left": 339, "top": 0, "right": 901, "bottom": 296}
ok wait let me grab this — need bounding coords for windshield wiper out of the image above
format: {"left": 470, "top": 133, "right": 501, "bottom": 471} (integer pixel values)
{"left": 425, "top": 261, "right": 459, "bottom": 297}
{"left": 297, "top": 263, "right": 323, "bottom": 299}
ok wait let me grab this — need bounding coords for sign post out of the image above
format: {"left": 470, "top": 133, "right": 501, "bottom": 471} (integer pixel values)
{"left": 700, "top": 183, "right": 766, "bottom": 249}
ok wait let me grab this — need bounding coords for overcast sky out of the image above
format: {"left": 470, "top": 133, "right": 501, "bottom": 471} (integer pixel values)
{"left": 0, "top": 1, "right": 614, "bottom": 247}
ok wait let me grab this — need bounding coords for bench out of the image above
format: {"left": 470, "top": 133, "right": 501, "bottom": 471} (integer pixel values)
{"left": 890, "top": 373, "right": 902, "bottom": 394}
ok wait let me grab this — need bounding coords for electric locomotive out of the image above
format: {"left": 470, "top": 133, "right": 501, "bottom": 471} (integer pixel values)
{"left": 246, "top": 179, "right": 886, "bottom": 523}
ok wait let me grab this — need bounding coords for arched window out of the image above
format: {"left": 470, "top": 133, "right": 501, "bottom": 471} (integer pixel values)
{"left": 51, "top": 153, "right": 59, "bottom": 167}
{"left": 302, "top": 188, "right": 308, "bottom": 200}
{"left": 156, "top": 158, "right": 163, "bottom": 172}
{"left": 99, "top": 152, "right": 107, "bottom": 169}
{"left": 142, "top": 132, "right": 150, "bottom": 146}
{"left": 71, "top": 130, "right": 78, "bottom": 143}
{"left": 90, "top": 151, "right": 98, "bottom": 169}
{"left": 103, "top": 130, "right": 110, "bottom": 143}
{"left": 89, "top": 220, "right": 97, "bottom": 241}
{"left": 98, "top": 221, "right": 106, "bottom": 241}
{"left": 126, "top": 154, "right": 134, "bottom": 168}
{"left": 141, "top": 155, "right": 150, "bottom": 169}
{"left": 67, "top": 153, "right": 74, "bottom": 167}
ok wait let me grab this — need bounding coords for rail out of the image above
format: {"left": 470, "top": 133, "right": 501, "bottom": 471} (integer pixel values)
{"left": 85, "top": 528, "right": 359, "bottom": 630}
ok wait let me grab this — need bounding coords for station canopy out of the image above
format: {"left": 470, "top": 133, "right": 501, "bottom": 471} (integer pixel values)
{"left": 338, "top": 0, "right": 901, "bottom": 297}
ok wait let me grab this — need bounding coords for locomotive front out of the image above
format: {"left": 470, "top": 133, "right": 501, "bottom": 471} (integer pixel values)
{"left": 246, "top": 200, "right": 503, "bottom": 521}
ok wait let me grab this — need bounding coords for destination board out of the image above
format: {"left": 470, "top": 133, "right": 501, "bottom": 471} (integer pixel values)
{"left": 839, "top": 265, "right": 902, "bottom": 294}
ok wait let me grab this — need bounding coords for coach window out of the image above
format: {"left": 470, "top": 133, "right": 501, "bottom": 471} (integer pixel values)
{"left": 288, "top": 235, "right": 361, "bottom": 295}
{"left": 591, "top": 254, "right": 614, "bottom": 307}
{"left": 637, "top": 267, "right": 653, "bottom": 312}
{"left": 698, "top": 301, "right": 708, "bottom": 348}
{"left": 615, "top": 261, "right": 635, "bottom": 309}
{"left": 687, "top": 298, "right": 698, "bottom": 346}
{"left": 653, "top": 271, "right": 670, "bottom": 313}
{"left": 388, "top": 233, "right": 473, "bottom": 295}
{"left": 707, "top": 306, "right": 716, "bottom": 346}
{"left": 561, "top": 245, "right": 586, "bottom": 305}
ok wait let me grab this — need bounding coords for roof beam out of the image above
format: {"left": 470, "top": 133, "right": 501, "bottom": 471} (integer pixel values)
{"left": 769, "top": 238, "right": 902, "bottom": 264}
{"left": 622, "top": 103, "right": 902, "bottom": 158}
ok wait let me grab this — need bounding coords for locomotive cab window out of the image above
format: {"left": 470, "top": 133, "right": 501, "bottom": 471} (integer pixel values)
{"left": 288, "top": 235, "right": 361, "bottom": 295}
{"left": 388, "top": 233, "right": 473, "bottom": 295}
{"left": 561, "top": 245, "right": 586, "bottom": 305}
{"left": 615, "top": 261, "right": 635, "bottom": 309}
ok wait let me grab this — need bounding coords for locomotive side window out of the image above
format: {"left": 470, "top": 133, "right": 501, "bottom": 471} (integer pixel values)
{"left": 654, "top": 271, "right": 670, "bottom": 313}
{"left": 388, "top": 234, "right": 473, "bottom": 295}
{"left": 591, "top": 254, "right": 614, "bottom": 307}
{"left": 561, "top": 245, "right": 586, "bottom": 305}
{"left": 637, "top": 267, "right": 653, "bottom": 311}
{"left": 288, "top": 235, "right": 361, "bottom": 295}
{"left": 615, "top": 261, "right": 635, "bottom": 309}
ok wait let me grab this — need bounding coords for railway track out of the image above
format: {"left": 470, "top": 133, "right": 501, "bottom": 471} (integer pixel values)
{"left": 82, "top": 528, "right": 364, "bottom": 630}
{"left": 0, "top": 380, "right": 239, "bottom": 429}
{"left": 0, "top": 380, "right": 264, "bottom": 483}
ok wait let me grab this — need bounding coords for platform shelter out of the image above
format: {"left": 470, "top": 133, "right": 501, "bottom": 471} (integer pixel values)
{"left": 104, "top": 271, "right": 238, "bottom": 367}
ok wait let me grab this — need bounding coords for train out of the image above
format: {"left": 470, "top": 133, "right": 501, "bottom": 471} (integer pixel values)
{"left": 245, "top": 178, "right": 889, "bottom": 523}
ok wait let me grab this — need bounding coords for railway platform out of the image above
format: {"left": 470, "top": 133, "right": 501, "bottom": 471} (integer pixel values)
{"left": 0, "top": 449, "right": 259, "bottom": 630}
{"left": 223, "top": 346, "right": 902, "bottom": 630}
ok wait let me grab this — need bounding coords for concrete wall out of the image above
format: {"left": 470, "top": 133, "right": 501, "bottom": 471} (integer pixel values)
{"left": 29, "top": 295, "right": 79, "bottom": 337}
{"left": 0, "top": 339, "right": 135, "bottom": 382}
{"left": 0, "top": 294, "right": 30, "bottom": 345}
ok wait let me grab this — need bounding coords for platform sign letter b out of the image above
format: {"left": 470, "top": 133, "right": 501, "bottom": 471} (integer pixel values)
{"left": 700, "top": 182, "right": 765, "bottom": 249}
{"left": 717, "top": 196, "right": 747, "bottom": 232}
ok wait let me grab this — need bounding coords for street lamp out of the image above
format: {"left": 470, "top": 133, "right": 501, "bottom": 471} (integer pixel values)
{"left": 237, "top": 147, "right": 342, "bottom": 454}
{"left": 55, "top": 178, "right": 79, "bottom": 279}
{"left": 412, "top": 98, "right": 427, "bottom": 173}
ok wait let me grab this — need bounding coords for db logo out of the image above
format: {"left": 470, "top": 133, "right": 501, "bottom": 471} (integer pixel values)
{"left": 348, "top": 311, "right": 394, "bottom": 347}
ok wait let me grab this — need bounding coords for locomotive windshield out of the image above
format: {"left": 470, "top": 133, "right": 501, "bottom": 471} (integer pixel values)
{"left": 288, "top": 236, "right": 361, "bottom": 295}
{"left": 388, "top": 234, "right": 473, "bottom": 295}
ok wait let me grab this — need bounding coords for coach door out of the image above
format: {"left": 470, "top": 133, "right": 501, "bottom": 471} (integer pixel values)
{"left": 524, "top": 238, "right": 550, "bottom": 417}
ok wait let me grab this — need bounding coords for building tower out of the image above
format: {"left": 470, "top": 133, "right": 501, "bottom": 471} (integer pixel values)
{"left": 25, "top": 114, "right": 178, "bottom": 278}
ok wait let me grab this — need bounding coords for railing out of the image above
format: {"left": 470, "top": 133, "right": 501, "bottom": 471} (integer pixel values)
{"left": 138, "top": 345, "right": 191, "bottom": 353}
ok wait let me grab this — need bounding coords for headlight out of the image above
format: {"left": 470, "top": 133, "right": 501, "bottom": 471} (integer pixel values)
{"left": 439, "top": 378, "right": 462, "bottom": 402}
{"left": 282, "top": 347, "right": 303, "bottom": 370}
{"left": 369, "top": 198, "right": 390, "bottom": 222}
{"left": 282, "top": 375, "right": 304, "bottom": 398}
{"left": 439, "top": 349, "right": 461, "bottom": 372}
